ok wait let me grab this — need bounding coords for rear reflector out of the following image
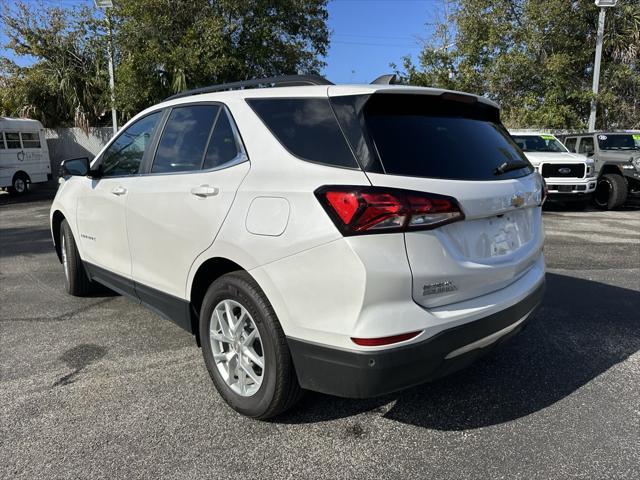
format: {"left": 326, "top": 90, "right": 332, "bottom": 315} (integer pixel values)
{"left": 351, "top": 331, "right": 422, "bottom": 347}
{"left": 315, "top": 186, "right": 464, "bottom": 236}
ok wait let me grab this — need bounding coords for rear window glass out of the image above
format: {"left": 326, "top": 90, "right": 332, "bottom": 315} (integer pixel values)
{"left": 597, "top": 134, "right": 638, "bottom": 151}
{"left": 203, "top": 110, "right": 240, "bottom": 170}
{"left": 20, "top": 132, "right": 41, "bottom": 149}
{"left": 5, "top": 132, "right": 21, "bottom": 149}
{"left": 361, "top": 94, "right": 532, "bottom": 180}
{"left": 247, "top": 98, "right": 358, "bottom": 169}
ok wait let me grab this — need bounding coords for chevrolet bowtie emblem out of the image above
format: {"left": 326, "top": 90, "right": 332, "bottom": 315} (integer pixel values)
{"left": 511, "top": 194, "right": 525, "bottom": 208}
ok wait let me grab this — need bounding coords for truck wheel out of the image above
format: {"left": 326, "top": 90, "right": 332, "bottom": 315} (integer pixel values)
{"left": 199, "top": 272, "right": 302, "bottom": 419}
{"left": 8, "top": 173, "right": 30, "bottom": 195}
{"left": 594, "top": 174, "right": 628, "bottom": 210}
{"left": 60, "top": 219, "right": 94, "bottom": 296}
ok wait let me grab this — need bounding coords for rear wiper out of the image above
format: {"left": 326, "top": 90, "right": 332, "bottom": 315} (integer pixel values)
{"left": 494, "top": 161, "right": 529, "bottom": 176}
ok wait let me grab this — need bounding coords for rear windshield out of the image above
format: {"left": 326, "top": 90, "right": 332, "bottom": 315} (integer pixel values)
{"left": 354, "top": 94, "right": 532, "bottom": 180}
{"left": 511, "top": 135, "right": 567, "bottom": 153}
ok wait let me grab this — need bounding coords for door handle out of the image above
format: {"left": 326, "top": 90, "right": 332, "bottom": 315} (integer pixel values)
{"left": 190, "top": 185, "right": 219, "bottom": 198}
{"left": 111, "top": 186, "right": 127, "bottom": 196}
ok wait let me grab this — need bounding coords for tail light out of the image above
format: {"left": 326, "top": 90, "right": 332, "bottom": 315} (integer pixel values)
{"left": 541, "top": 177, "right": 548, "bottom": 205}
{"left": 315, "top": 186, "right": 464, "bottom": 236}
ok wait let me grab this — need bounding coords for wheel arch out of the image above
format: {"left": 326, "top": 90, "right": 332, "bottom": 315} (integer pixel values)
{"left": 188, "top": 257, "right": 247, "bottom": 344}
{"left": 12, "top": 170, "right": 30, "bottom": 182}
{"left": 599, "top": 164, "right": 623, "bottom": 176}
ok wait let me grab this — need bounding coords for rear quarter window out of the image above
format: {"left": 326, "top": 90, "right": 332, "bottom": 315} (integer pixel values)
{"left": 247, "top": 98, "right": 358, "bottom": 169}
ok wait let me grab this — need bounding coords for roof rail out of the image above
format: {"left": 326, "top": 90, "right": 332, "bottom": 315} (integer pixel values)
{"left": 164, "top": 74, "right": 333, "bottom": 101}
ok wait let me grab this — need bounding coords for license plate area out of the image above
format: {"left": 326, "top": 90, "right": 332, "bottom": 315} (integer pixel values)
{"left": 442, "top": 208, "right": 535, "bottom": 259}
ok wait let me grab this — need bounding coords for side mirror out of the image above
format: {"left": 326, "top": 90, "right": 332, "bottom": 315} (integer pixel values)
{"left": 60, "top": 157, "right": 90, "bottom": 177}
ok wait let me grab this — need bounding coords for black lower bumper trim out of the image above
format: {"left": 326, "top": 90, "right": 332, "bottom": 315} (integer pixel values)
{"left": 288, "top": 281, "right": 545, "bottom": 398}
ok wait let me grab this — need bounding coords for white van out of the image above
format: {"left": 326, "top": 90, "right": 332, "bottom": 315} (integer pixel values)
{"left": 0, "top": 117, "right": 52, "bottom": 195}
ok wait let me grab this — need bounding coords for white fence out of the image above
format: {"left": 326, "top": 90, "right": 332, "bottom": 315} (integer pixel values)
{"left": 44, "top": 127, "right": 113, "bottom": 175}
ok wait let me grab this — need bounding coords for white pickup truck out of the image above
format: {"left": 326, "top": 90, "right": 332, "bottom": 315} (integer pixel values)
{"left": 510, "top": 131, "right": 596, "bottom": 208}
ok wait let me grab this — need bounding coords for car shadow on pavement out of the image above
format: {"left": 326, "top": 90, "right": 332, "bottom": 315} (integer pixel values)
{"left": 277, "top": 272, "right": 640, "bottom": 429}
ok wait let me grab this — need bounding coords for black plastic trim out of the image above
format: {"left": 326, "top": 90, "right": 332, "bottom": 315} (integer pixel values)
{"left": 287, "top": 281, "right": 545, "bottom": 398}
{"left": 164, "top": 75, "right": 333, "bottom": 101}
{"left": 84, "top": 262, "right": 192, "bottom": 333}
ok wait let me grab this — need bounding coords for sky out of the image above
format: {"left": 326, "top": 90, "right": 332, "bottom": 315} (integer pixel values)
{"left": 0, "top": 0, "right": 441, "bottom": 83}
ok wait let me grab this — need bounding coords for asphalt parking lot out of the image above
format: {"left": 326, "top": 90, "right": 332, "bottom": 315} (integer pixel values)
{"left": 1, "top": 186, "right": 639, "bottom": 480}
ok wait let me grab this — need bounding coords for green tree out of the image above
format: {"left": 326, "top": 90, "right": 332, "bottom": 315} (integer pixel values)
{"left": 113, "top": 0, "right": 329, "bottom": 118}
{"left": 0, "top": 3, "right": 110, "bottom": 129}
{"left": 401, "top": 0, "right": 640, "bottom": 130}
{"left": 1, "top": 0, "right": 329, "bottom": 126}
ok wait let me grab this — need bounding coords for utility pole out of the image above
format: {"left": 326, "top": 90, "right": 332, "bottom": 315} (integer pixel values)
{"left": 95, "top": 1, "right": 117, "bottom": 135}
{"left": 588, "top": 0, "right": 618, "bottom": 132}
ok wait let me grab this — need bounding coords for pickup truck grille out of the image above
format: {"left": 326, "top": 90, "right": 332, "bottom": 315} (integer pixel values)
{"left": 541, "top": 163, "right": 585, "bottom": 178}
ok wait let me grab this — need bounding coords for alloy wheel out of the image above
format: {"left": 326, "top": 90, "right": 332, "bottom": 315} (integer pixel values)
{"left": 209, "top": 299, "right": 265, "bottom": 397}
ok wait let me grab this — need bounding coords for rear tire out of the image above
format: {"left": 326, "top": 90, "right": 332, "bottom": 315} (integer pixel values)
{"left": 594, "top": 174, "right": 628, "bottom": 210}
{"left": 60, "top": 219, "right": 94, "bottom": 296}
{"left": 199, "top": 271, "right": 302, "bottom": 419}
{"left": 8, "top": 173, "right": 29, "bottom": 195}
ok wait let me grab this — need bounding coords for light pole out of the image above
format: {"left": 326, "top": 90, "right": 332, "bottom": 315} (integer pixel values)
{"left": 94, "top": 0, "right": 117, "bottom": 135}
{"left": 588, "top": 0, "right": 617, "bottom": 132}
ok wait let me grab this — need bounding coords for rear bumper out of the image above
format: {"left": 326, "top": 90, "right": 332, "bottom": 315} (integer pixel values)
{"left": 288, "top": 280, "right": 544, "bottom": 398}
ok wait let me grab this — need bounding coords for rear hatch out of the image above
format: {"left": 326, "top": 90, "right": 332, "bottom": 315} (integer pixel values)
{"left": 330, "top": 90, "right": 544, "bottom": 308}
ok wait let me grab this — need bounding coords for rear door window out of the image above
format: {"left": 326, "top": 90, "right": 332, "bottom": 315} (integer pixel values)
{"left": 356, "top": 94, "right": 532, "bottom": 180}
{"left": 203, "top": 109, "right": 240, "bottom": 170}
{"left": 20, "top": 132, "right": 41, "bottom": 149}
{"left": 247, "top": 98, "right": 358, "bottom": 169}
{"left": 5, "top": 132, "right": 21, "bottom": 149}
{"left": 152, "top": 105, "right": 220, "bottom": 173}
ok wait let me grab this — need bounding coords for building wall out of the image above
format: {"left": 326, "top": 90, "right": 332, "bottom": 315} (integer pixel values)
{"left": 45, "top": 127, "right": 113, "bottom": 175}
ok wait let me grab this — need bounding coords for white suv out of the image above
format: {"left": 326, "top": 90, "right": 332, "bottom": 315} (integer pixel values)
{"left": 50, "top": 75, "right": 546, "bottom": 418}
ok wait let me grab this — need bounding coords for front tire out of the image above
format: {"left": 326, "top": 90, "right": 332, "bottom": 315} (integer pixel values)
{"left": 60, "top": 219, "right": 94, "bottom": 296}
{"left": 199, "top": 272, "right": 302, "bottom": 419}
{"left": 594, "top": 174, "right": 628, "bottom": 210}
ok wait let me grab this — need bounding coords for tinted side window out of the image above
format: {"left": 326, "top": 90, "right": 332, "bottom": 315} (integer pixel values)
{"left": 0, "top": 133, "right": 5, "bottom": 149}
{"left": 203, "top": 110, "right": 240, "bottom": 170}
{"left": 5, "top": 132, "right": 21, "bottom": 149}
{"left": 21, "top": 132, "right": 41, "bottom": 149}
{"left": 578, "top": 137, "right": 594, "bottom": 154}
{"left": 247, "top": 98, "right": 358, "bottom": 168}
{"left": 564, "top": 137, "right": 577, "bottom": 152}
{"left": 152, "top": 105, "right": 219, "bottom": 173}
{"left": 101, "top": 112, "right": 161, "bottom": 177}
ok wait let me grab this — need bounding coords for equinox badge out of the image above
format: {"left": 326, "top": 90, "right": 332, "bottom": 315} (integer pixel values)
{"left": 423, "top": 281, "right": 457, "bottom": 296}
